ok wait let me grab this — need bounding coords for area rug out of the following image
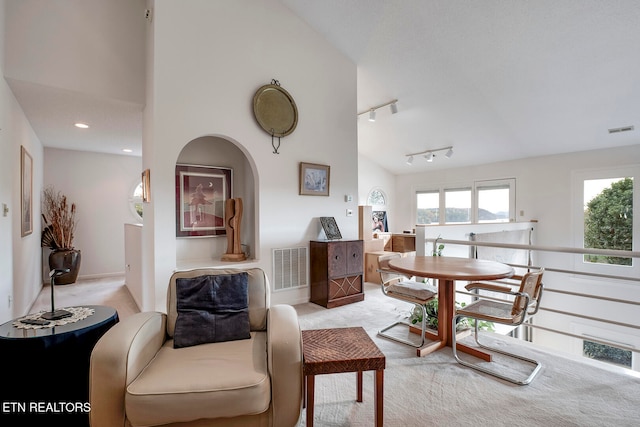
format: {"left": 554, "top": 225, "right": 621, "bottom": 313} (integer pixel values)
{"left": 294, "top": 283, "right": 640, "bottom": 426}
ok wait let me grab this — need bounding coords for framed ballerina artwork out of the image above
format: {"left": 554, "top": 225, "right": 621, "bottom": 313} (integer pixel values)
{"left": 175, "top": 164, "right": 232, "bottom": 238}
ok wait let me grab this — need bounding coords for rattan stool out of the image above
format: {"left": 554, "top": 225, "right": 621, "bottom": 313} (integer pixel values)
{"left": 302, "top": 327, "right": 385, "bottom": 426}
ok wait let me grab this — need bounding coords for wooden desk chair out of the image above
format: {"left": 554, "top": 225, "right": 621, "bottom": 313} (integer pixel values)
{"left": 377, "top": 253, "right": 437, "bottom": 348}
{"left": 452, "top": 268, "right": 545, "bottom": 385}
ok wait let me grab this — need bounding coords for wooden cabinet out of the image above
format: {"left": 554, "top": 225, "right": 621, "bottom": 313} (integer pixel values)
{"left": 391, "top": 234, "right": 415, "bottom": 253}
{"left": 310, "top": 240, "right": 364, "bottom": 308}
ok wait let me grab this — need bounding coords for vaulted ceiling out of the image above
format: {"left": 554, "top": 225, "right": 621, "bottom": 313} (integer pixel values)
{"left": 5, "top": 0, "right": 640, "bottom": 174}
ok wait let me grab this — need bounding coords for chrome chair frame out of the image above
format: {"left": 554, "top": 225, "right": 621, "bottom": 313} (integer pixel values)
{"left": 452, "top": 269, "right": 545, "bottom": 385}
{"left": 377, "top": 253, "right": 437, "bottom": 349}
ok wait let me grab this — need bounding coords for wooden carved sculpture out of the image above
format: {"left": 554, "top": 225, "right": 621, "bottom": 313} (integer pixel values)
{"left": 221, "top": 197, "right": 247, "bottom": 261}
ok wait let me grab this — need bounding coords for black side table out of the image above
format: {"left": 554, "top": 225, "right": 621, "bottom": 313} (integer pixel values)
{"left": 0, "top": 305, "right": 118, "bottom": 426}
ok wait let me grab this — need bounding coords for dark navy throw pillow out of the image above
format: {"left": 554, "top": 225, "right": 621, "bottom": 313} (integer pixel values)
{"left": 173, "top": 272, "right": 250, "bottom": 348}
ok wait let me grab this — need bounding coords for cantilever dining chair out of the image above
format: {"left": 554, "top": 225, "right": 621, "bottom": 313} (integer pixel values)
{"left": 377, "top": 253, "right": 438, "bottom": 348}
{"left": 452, "top": 268, "right": 545, "bottom": 385}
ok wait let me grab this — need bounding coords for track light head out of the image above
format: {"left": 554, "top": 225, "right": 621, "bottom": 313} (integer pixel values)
{"left": 406, "top": 155, "right": 414, "bottom": 165}
{"left": 445, "top": 147, "right": 453, "bottom": 158}
{"left": 368, "top": 109, "right": 376, "bottom": 122}
{"left": 390, "top": 102, "right": 398, "bottom": 114}
{"left": 425, "top": 152, "right": 434, "bottom": 162}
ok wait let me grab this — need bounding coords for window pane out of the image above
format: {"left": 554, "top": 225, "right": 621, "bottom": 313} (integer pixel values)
{"left": 478, "top": 186, "right": 510, "bottom": 223}
{"left": 367, "top": 189, "right": 386, "bottom": 207}
{"left": 583, "top": 177, "right": 633, "bottom": 265}
{"left": 445, "top": 188, "right": 471, "bottom": 223}
{"left": 583, "top": 340, "right": 632, "bottom": 368}
{"left": 417, "top": 191, "right": 439, "bottom": 224}
{"left": 130, "top": 182, "right": 144, "bottom": 221}
{"left": 133, "top": 182, "right": 143, "bottom": 198}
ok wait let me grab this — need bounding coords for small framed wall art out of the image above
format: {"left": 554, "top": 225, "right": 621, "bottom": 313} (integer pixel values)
{"left": 299, "top": 162, "right": 330, "bottom": 196}
{"left": 142, "top": 169, "right": 151, "bottom": 203}
{"left": 21, "top": 146, "right": 33, "bottom": 236}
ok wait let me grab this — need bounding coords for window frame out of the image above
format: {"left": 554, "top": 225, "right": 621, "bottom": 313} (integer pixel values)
{"left": 475, "top": 178, "right": 516, "bottom": 223}
{"left": 444, "top": 186, "right": 472, "bottom": 224}
{"left": 416, "top": 189, "right": 440, "bottom": 224}
{"left": 415, "top": 178, "right": 516, "bottom": 226}
{"left": 571, "top": 166, "right": 638, "bottom": 274}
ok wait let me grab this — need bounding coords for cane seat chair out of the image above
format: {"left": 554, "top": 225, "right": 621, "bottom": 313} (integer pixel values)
{"left": 377, "top": 253, "right": 438, "bottom": 348}
{"left": 452, "top": 268, "right": 545, "bottom": 385}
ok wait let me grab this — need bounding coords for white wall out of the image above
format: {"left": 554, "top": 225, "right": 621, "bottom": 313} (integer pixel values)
{"left": 0, "top": 0, "right": 45, "bottom": 323}
{"left": 4, "top": 0, "right": 146, "bottom": 104}
{"left": 43, "top": 148, "right": 142, "bottom": 279}
{"left": 144, "top": 0, "right": 358, "bottom": 310}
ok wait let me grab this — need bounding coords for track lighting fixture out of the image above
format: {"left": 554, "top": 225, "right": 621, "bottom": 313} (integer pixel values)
{"left": 445, "top": 147, "right": 454, "bottom": 158}
{"left": 358, "top": 99, "right": 399, "bottom": 121}
{"left": 405, "top": 146, "right": 453, "bottom": 165}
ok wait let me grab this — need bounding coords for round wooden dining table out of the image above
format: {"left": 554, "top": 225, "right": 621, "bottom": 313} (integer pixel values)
{"left": 388, "top": 256, "right": 514, "bottom": 358}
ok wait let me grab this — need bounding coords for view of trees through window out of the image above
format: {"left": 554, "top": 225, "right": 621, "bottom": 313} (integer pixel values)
{"left": 367, "top": 189, "right": 386, "bottom": 207}
{"left": 583, "top": 177, "right": 633, "bottom": 265}
{"left": 583, "top": 340, "right": 632, "bottom": 368}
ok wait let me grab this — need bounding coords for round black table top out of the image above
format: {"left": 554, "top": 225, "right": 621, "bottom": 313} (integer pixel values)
{"left": 0, "top": 305, "right": 119, "bottom": 426}
{"left": 0, "top": 305, "right": 118, "bottom": 340}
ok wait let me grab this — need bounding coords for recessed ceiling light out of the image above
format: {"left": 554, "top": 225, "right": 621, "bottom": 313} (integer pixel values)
{"left": 122, "top": 148, "right": 133, "bottom": 153}
{"left": 74, "top": 123, "right": 89, "bottom": 129}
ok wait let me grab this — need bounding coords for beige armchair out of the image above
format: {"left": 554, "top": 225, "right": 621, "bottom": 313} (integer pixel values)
{"left": 89, "top": 268, "right": 303, "bottom": 427}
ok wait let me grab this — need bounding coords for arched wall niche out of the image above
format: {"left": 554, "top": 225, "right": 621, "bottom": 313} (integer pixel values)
{"left": 175, "top": 135, "right": 258, "bottom": 266}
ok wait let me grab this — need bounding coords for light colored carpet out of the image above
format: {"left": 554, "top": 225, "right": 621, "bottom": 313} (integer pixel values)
{"left": 294, "top": 282, "right": 640, "bottom": 427}
{"left": 30, "top": 276, "right": 139, "bottom": 320}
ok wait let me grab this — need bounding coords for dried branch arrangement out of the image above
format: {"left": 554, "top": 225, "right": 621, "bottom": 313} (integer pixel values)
{"left": 41, "top": 186, "right": 77, "bottom": 250}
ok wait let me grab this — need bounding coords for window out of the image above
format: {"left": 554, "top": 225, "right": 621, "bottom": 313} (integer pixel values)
{"left": 445, "top": 188, "right": 471, "bottom": 223}
{"left": 367, "top": 188, "right": 387, "bottom": 207}
{"left": 583, "top": 177, "right": 633, "bottom": 266}
{"left": 476, "top": 179, "right": 515, "bottom": 223}
{"left": 583, "top": 340, "right": 632, "bottom": 368}
{"left": 416, "top": 190, "right": 439, "bottom": 224}
{"left": 129, "top": 181, "right": 144, "bottom": 222}
{"left": 573, "top": 167, "right": 637, "bottom": 271}
{"left": 416, "top": 179, "right": 515, "bottom": 225}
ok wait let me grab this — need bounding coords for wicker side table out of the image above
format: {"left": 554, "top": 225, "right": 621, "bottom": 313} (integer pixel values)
{"left": 302, "top": 327, "right": 386, "bottom": 426}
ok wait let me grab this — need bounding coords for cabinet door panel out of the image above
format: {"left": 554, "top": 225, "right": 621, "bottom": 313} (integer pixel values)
{"left": 346, "top": 241, "right": 363, "bottom": 275}
{"left": 329, "top": 276, "right": 362, "bottom": 299}
{"left": 328, "top": 242, "right": 346, "bottom": 276}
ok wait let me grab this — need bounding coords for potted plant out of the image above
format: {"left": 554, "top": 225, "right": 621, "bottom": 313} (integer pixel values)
{"left": 41, "top": 186, "right": 81, "bottom": 285}
{"left": 409, "top": 299, "right": 495, "bottom": 332}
